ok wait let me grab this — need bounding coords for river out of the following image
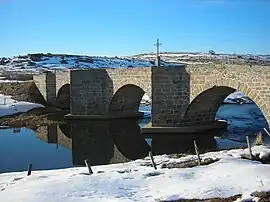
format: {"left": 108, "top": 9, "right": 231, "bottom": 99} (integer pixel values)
{"left": 0, "top": 103, "right": 269, "bottom": 173}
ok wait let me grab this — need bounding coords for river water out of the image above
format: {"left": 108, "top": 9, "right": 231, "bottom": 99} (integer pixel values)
{"left": 0, "top": 103, "right": 269, "bottom": 173}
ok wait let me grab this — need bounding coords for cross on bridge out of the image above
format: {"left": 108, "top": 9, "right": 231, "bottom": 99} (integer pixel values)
{"left": 154, "top": 38, "right": 162, "bottom": 66}
{"left": 154, "top": 38, "right": 162, "bottom": 57}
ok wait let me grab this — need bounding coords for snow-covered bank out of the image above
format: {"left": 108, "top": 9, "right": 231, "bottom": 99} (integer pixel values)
{"left": 224, "top": 91, "right": 254, "bottom": 104}
{"left": 0, "top": 146, "right": 269, "bottom": 202}
{"left": 0, "top": 94, "right": 43, "bottom": 117}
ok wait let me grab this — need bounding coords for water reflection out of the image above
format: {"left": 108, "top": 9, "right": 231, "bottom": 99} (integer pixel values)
{"left": 1, "top": 103, "right": 269, "bottom": 173}
{"left": 37, "top": 119, "right": 224, "bottom": 167}
{"left": 0, "top": 127, "right": 72, "bottom": 173}
{"left": 216, "top": 104, "right": 268, "bottom": 141}
{"left": 35, "top": 118, "right": 151, "bottom": 167}
{"left": 108, "top": 119, "right": 150, "bottom": 160}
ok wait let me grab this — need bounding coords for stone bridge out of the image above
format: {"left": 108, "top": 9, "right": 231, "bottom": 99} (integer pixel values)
{"left": 33, "top": 64, "right": 270, "bottom": 127}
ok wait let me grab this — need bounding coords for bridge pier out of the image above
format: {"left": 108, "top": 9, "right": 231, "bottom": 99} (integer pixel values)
{"left": 151, "top": 66, "right": 189, "bottom": 126}
{"left": 69, "top": 69, "right": 113, "bottom": 115}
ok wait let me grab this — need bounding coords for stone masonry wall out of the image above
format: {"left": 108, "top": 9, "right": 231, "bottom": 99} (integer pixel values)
{"left": 70, "top": 67, "right": 152, "bottom": 115}
{"left": 70, "top": 69, "right": 113, "bottom": 115}
{"left": 184, "top": 64, "right": 270, "bottom": 125}
{"left": 34, "top": 71, "right": 70, "bottom": 107}
{"left": 151, "top": 66, "right": 190, "bottom": 126}
{"left": 55, "top": 71, "right": 70, "bottom": 95}
{"left": 34, "top": 67, "right": 152, "bottom": 114}
{"left": 106, "top": 67, "right": 152, "bottom": 112}
{"left": 33, "top": 72, "right": 56, "bottom": 106}
{"left": 34, "top": 64, "right": 270, "bottom": 126}
{"left": 33, "top": 74, "right": 47, "bottom": 103}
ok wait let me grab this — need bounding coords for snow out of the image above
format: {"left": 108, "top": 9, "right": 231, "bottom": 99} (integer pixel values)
{"left": 132, "top": 52, "right": 270, "bottom": 67}
{"left": 0, "top": 94, "right": 43, "bottom": 117}
{"left": 0, "top": 76, "right": 29, "bottom": 83}
{"left": 224, "top": 91, "right": 254, "bottom": 104}
{"left": 0, "top": 79, "right": 26, "bottom": 83}
{"left": 0, "top": 54, "right": 155, "bottom": 74}
{"left": 0, "top": 146, "right": 269, "bottom": 202}
{"left": 1, "top": 52, "right": 269, "bottom": 76}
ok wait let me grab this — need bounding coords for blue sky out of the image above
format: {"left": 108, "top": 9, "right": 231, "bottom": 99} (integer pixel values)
{"left": 1, "top": 0, "right": 270, "bottom": 57}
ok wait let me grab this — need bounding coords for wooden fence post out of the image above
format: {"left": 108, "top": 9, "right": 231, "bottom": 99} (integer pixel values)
{"left": 84, "top": 159, "right": 93, "bottom": 174}
{"left": 149, "top": 151, "right": 157, "bottom": 170}
{"left": 193, "top": 140, "right": 201, "bottom": 165}
{"left": 27, "top": 164, "right": 32, "bottom": 176}
{"left": 246, "top": 136, "right": 253, "bottom": 159}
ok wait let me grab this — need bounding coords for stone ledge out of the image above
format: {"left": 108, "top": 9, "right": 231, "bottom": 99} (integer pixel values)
{"left": 141, "top": 121, "right": 227, "bottom": 138}
{"left": 64, "top": 111, "right": 144, "bottom": 120}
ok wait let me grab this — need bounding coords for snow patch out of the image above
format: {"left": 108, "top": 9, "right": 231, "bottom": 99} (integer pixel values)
{"left": 0, "top": 94, "right": 43, "bottom": 117}
{"left": 0, "top": 146, "right": 269, "bottom": 201}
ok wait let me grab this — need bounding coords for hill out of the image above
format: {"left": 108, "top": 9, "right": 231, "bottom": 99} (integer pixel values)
{"left": 132, "top": 52, "right": 270, "bottom": 66}
{"left": 1, "top": 52, "right": 269, "bottom": 76}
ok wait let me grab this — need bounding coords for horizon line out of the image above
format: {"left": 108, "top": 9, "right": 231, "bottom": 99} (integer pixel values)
{"left": 1, "top": 50, "right": 269, "bottom": 58}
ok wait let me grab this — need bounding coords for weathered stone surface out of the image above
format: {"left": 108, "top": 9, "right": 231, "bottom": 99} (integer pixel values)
{"left": 33, "top": 64, "right": 270, "bottom": 126}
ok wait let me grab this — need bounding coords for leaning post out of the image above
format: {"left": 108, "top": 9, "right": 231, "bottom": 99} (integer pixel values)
{"left": 149, "top": 150, "right": 157, "bottom": 170}
{"left": 193, "top": 140, "right": 201, "bottom": 165}
{"left": 84, "top": 159, "right": 93, "bottom": 174}
{"left": 27, "top": 164, "right": 32, "bottom": 176}
{"left": 246, "top": 136, "right": 253, "bottom": 159}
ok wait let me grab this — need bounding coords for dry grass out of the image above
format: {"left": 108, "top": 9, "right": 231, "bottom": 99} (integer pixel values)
{"left": 254, "top": 132, "right": 263, "bottom": 146}
{"left": 0, "top": 107, "right": 65, "bottom": 130}
{"left": 158, "top": 194, "right": 242, "bottom": 202}
{"left": 161, "top": 158, "right": 219, "bottom": 169}
{"left": 241, "top": 152, "right": 270, "bottom": 164}
{"left": 0, "top": 115, "right": 62, "bottom": 130}
{"left": 168, "top": 153, "right": 189, "bottom": 159}
{"left": 251, "top": 190, "right": 270, "bottom": 202}
{"left": 0, "top": 81, "right": 46, "bottom": 104}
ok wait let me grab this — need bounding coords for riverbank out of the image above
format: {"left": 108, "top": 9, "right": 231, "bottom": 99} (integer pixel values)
{"left": 0, "top": 107, "right": 66, "bottom": 130}
{"left": 0, "top": 145, "right": 269, "bottom": 202}
{"left": 0, "top": 81, "right": 46, "bottom": 104}
{"left": 0, "top": 82, "right": 67, "bottom": 129}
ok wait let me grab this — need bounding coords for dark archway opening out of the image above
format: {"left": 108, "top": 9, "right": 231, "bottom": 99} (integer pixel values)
{"left": 56, "top": 84, "right": 70, "bottom": 110}
{"left": 109, "top": 84, "right": 145, "bottom": 113}
{"left": 109, "top": 84, "right": 151, "bottom": 127}
{"left": 183, "top": 86, "right": 235, "bottom": 124}
{"left": 217, "top": 90, "right": 269, "bottom": 143}
{"left": 184, "top": 86, "right": 269, "bottom": 146}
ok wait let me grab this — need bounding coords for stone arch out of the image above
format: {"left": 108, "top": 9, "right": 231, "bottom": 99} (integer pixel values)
{"left": 108, "top": 119, "right": 150, "bottom": 160}
{"left": 56, "top": 125, "right": 72, "bottom": 149}
{"left": 59, "top": 123, "right": 71, "bottom": 138}
{"left": 114, "top": 78, "right": 151, "bottom": 102}
{"left": 56, "top": 84, "right": 70, "bottom": 109}
{"left": 109, "top": 84, "right": 145, "bottom": 113}
{"left": 184, "top": 78, "right": 270, "bottom": 124}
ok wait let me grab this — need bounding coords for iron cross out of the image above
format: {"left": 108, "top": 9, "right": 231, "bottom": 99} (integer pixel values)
{"left": 154, "top": 38, "right": 162, "bottom": 57}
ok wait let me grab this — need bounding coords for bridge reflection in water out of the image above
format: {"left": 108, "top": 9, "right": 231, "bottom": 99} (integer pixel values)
{"left": 35, "top": 118, "right": 226, "bottom": 167}
{"left": 36, "top": 119, "right": 150, "bottom": 166}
